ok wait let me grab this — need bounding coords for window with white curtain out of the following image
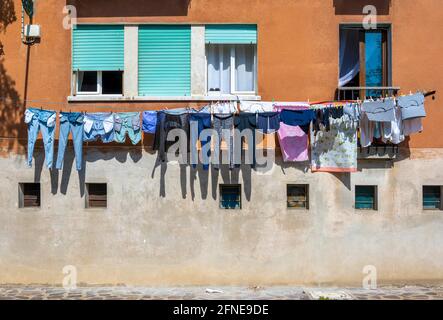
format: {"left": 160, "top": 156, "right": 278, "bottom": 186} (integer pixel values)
{"left": 206, "top": 44, "right": 256, "bottom": 95}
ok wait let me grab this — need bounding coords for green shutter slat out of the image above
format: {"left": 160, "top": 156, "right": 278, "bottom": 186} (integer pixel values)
{"left": 72, "top": 25, "right": 124, "bottom": 71}
{"left": 205, "top": 24, "right": 257, "bottom": 44}
{"left": 138, "top": 25, "right": 191, "bottom": 96}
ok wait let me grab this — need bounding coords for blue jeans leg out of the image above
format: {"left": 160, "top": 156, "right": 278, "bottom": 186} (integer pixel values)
{"left": 56, "top": 119, "right": 70, "bottom": 170}
{"left": 27, "top": 118, "right": 40, "bottom": 167}
{"left": 40, "top": 122, "right": 56, "bottom": 169}
{"left": 71, "top": 122, "right": 84, "bottom": 171}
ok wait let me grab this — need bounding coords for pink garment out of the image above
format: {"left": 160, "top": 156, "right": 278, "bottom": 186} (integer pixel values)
{"left": 273, "top": 102, "right": 310, "bottom": 112}
{"left": 278, "top": 122, "right": 309, "bottom": 162}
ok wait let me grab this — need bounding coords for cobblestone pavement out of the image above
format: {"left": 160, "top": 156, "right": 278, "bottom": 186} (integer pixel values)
{"left": 0, "top": 285, "right": 442, "bottom": 300}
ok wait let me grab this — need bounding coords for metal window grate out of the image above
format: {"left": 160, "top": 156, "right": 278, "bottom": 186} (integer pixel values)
{"left": 220, "top": 185, "right": 241, "bottom": 210}
{"left": 287, "top": 185, "right": 309, "bottom": 209}
{"left": 86, "top": 183, "right": 107, "bottom": 208}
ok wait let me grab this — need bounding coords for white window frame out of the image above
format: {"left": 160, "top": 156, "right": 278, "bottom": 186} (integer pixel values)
{"left": 206, "top": 44, "right": 257, "bottom": 97}
{"left": 75, "top": 71, "right": 123, "bottom": 96}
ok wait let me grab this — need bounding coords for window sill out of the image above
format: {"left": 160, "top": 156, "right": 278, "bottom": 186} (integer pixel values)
{"left": 68, "top": 95, "right": 262, "bottom": 102}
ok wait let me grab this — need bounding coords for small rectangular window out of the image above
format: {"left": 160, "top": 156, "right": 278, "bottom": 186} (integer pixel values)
{"left": 423, "top": 186, "right": 442, "bottom": 210}
{"left": 287, "top": 184, "right": 309, "bottom": 209}
{"left": 220, "top": 184, "right": 241, "bottom": 209}
{"left": 19, "top": 183, "right": 41, "bottom": 208}
{"left": 76, "top": 71, "right": 123, "bottom": 95}
{"left": 86, "top": 183, "right": 107, "bottom": 208}
{"left": 355, "top": 185, "right": 377, "bottom": 210}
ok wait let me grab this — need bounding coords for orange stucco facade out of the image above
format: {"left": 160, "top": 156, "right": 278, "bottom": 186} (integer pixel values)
{"left": 0, "top": 0, "right": 442, "bottom": 151}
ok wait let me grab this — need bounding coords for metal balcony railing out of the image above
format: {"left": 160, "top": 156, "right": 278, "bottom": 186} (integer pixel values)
{"left": 337, "top": 86, "right": 400, "bottom": 101}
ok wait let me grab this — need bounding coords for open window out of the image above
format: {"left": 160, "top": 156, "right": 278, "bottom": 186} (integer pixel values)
{"left": 76, "top": 71, "right": 123, "bottom": 95}
{"left": 338, "top": 25, "right": 393, "bottom": 100}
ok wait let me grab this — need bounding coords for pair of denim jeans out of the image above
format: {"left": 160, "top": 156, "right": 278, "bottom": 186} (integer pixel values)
{"left": 25, "top": 108, "right": 57, "bottom": 169}
{"left": 56, "top": 112, "right": 84, "bottom": 171}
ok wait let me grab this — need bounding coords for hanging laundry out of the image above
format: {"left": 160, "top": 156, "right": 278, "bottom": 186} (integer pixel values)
{"left": 56, "top": 112, "right": 84, "bottom": 171}
{"left": 359, "top": 112, "right": 375, "bottom": 148}
{"left": 240, "top": 101, "right": 275, "bottom": 113}
{"left": 361, "top": 98, "right": 396, "bottom": 122}
{"left": 380, "top": 105, "right": 405, "bottom": 145}
{"left": 397, "top": 93, "right": 426, "bottom": 120}
{"left": 403, "top": 118, "right": 423, "bottom": 136}
{"left": 83, "top": 112, "right": 115, "bottom": 143}
{"left": 190, "top": 113, "right": 212, "bottom": 170}
{"left": 153, "top": 112, "right": 190, "bottom": 162}
{"left": 257, "top": 112, "right": 280, "bottom": 134}
{"left": 343, "top": 102, "right": 361, "bottom": 121}
{"left": 212, "top": 113, "right": 235, "bottom": 170}
{"left": 279, "top": 109, "right": 315, "bottom": 134}
{"left": 211, "top": 102, "right": 237, "bottom": 114}
{"left": 311, "top": 114, "right": 358, "bottom": 173}
{"left": 25, "top": 108, "right": 57, "bottom": 169}
{"left": 234, "top": 113, "right": 257, "bottom": 168}
{"left": 142, "top": 111, "right": 157, "bottom": 134}
{"left": 114, "top": 112, "right": 141, "bottom": 145}
{"left": 273, "top": 102, "right": 311, "bottom": 111}
{"left": 278, "top": 123, "right": 311, "bottom": 162}
{"left": 278, "top": 108, "right": 315, "bottom": 162}
{"left": 190, "top": 105, "right": 211, "bottom": 113}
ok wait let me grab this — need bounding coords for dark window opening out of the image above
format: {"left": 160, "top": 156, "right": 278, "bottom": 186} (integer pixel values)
{"left": 355, "top": 185, "right": 378, "bottom": 210}
{"left": 423, "top": 186, "right": 442, "bottom": 210}
{"left": 220, "top": 184, "right": 241, "bottom": 209}
{"left": 86, "top": 183, "right": 107, "bottom": 208}
{"left": 287, "top": 184, "right": 309, "bottom": 209}
{"left": 102, "top": 71, "right": 123, "bottom": 95}
{"left": 78, "top": 71, "right": 98, "bottom": 92}
{"left": 19, "top": 183, "right": 41, "bottom": 208}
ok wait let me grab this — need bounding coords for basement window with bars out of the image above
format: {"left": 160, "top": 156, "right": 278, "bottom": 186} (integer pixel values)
{"left": 219, "top": 184, "right": 241, "bottom": 210}
{"left": 423, "top": 186, "right": 442, "bottom": 210}
{"left": 18, "top": 183, "right": 41, "bottom": 208}
{"left": 355, "top": 185, "right": 378, "bottom": 210}
{"left": 86, "top": 183, "right": 107, "bottom": 208}
{"left": 287, "top": 184, "right": 309, "bottom": 209}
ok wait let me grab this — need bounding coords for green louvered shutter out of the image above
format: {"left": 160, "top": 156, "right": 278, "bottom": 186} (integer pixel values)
{"left": 72, "top": 25, "right": 124, "bottom": 71}
{"left": 138, "top": 25, "right": 191, "bottom": 96}
{"left": 355, "top": 186, "right": 377, "bottom": 210}
{"left": 205, "top": 25, "right": 257, "bottom": 44}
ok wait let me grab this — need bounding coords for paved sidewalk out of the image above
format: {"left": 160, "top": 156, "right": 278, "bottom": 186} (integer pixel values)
{"left": 0, "top": 285, "right": 442, "bottom": 300}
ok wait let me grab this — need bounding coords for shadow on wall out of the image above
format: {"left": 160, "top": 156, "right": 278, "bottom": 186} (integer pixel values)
{"left": 0, "top": 0, "right": 17, "bottom": 33}
{"left": 66, "top": 0, "right": 191, "bottom": 17}
{"left": 333, "top": 0, "right": 391, "bottom": 15}
{"left": 0, "top": 57, "right": 26, "bottom": 152}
